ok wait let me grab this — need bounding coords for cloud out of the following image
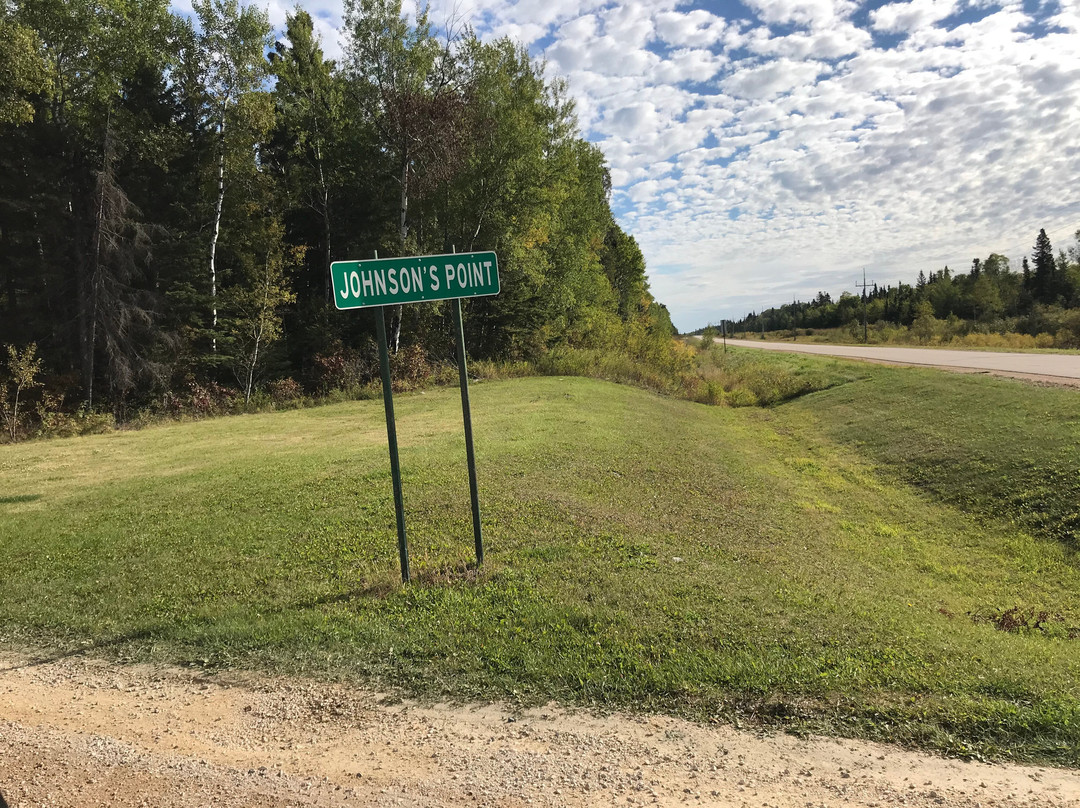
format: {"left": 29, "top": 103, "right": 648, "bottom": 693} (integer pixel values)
{"left": 654, "top": 9, "right": 726, "bottom": 47}
{"left": 722, "top": 58, "right": 829, "bottom": 99}
{"left": 870, "top": 0, "right": 962, "bottom": 33}
{"left": 740, "top": 0, "right": 858, "bottom": 28}
{"left": 606, "top": 102, "right": 662, "bottom": 137}
{"left": 171, "top": 0, "right": 1080, "bottom": 330}
{"left": 745, "top": 23, "right": 872, "bottom": 59}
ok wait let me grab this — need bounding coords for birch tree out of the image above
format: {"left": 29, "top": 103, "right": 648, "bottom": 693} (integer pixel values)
{"left": 192, "top": 0, "right": 271, "bottom": 352}
{"left": 343, "top": 0, "right": 460, "bottom": 351}
{"left": 2, "top": 342, "right": 42, "bottom": 441}
{"left": 225, "top": 221, "right": 296, "bottom": 404}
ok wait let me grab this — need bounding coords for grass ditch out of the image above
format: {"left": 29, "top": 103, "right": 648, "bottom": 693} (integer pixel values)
{"left": 775, "top": 357, "right": 1080, "bottom": 548}
{"left": 2, "top": 371, "right": 1079, "bottom": 765}
{"left": 471, "top": 342, "right": 863, "bottom": 407}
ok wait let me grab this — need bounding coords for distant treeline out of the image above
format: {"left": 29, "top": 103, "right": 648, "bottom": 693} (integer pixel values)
{"left": 726, "top": 228, "right": 1080, "bottom": 345}
{"left": 0, "top": 0, "right": 672, "bottom": 419}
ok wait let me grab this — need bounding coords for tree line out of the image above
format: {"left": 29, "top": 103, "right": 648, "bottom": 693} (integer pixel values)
{"left": 730, "top": 228, "right": 1080, "bottom": 345}
{"left": 0, "top": 0, "right": 672, "bottom": 426}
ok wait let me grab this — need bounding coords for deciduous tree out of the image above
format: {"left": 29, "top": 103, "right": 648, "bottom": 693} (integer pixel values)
{"left": 1, "top": 342, "right": 42, "bottom": 440}
{"left": 191, "top": 0, "right": 272, "bottom": 353}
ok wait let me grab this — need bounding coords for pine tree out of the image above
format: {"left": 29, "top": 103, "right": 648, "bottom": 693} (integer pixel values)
{"left": 268, "top": 10, "right": 343, "bottom": 307}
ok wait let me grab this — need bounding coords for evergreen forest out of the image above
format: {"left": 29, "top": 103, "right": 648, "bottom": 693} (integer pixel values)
{"left": 0, "top": 0, "right": 673, "bottom": 434}
{"left": 730, "top": 229, "right": 1080, "bottom": 347}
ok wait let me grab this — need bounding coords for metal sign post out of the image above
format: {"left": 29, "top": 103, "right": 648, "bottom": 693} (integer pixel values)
{"left": 372, "top": 290, "right": 410, "bottom": 582}
{"left": 332, "top": 251, "right": 499, "bottom": 584}
{"left": 450, "top": 246, "right": 484, "bottom": 566}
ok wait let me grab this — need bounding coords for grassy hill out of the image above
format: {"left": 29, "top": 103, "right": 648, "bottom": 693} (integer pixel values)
{"left": 1, "top": 366, "right": 1078, "bottom": 764}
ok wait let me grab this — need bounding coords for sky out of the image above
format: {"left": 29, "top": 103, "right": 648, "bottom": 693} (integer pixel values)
{"left": 174, "top": 0, "right": 1080, "bottom": 331}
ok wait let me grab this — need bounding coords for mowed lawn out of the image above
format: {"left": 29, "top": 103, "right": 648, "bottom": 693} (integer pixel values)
{"left": 1, "top": 372, "right": 1079, "bottom": 764}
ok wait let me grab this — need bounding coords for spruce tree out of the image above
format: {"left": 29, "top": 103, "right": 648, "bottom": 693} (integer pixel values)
{"left": 1032, "top": 228, "right": 1056, "bottom": 303}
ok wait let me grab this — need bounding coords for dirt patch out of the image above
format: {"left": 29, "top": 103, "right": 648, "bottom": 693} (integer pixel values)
{"left": 1, "top": 654, "right": 1077, "bottom": 807}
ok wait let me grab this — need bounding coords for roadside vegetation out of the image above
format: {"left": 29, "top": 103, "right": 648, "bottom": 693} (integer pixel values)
{"left": 3, "top": 325, "right": 855, "bottom": 443}
{"left": 716, "top": 230, "right": 1080, "bottom": 349}
{"left": 1, "top": 0, "right": 675, "bottom": 440}
{"left": 2, "top": 363, "right": 1078, "bottom": 766}
{"left": 733, "top": 326, "right": 1080, "bottom": 351}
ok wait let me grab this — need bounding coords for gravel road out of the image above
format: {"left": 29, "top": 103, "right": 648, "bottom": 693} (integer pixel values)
{"left": 2, "top": 655, "right": 1078, "bottom": 807}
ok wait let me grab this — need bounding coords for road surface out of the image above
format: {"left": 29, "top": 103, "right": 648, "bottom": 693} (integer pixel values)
{"left": 3, "top": 654, "right": 1078, "bottom": 807}
{"left": 720, "top": 339, "right": 1080, "bottom": 384}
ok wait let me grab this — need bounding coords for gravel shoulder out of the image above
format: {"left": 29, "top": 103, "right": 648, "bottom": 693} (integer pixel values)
{"left": 2, "top": 654, "right": 1078, "bottom": 807}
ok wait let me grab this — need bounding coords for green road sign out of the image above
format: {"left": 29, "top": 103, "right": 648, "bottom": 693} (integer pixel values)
{"left": 332, "top": 251, "right": 499, "bottom": 310}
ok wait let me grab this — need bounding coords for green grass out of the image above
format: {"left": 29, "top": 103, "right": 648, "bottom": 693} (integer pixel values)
{"left": 772, "top": 357, "right": 1080, "bottom": 547}
{"left": 692, "top": 344, "right": 864, "bottom": 405}
{"left": 1, "top": 372, "right": 1079, "bottom": 765}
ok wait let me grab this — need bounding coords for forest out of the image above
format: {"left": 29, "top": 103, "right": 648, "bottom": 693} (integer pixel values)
{"left": 0, "top": 0, "right": 673, "bottom": 435}
{"left": 730, "top": 228, "right": 1080, "bottom": 347}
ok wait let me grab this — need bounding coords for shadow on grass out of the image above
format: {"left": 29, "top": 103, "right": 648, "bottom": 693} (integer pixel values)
{"left": 289, "top": 560, "right": 488, "bottom": 608}
{"left": 2, "top": 626, "right": 164, "bottom": 672}
{"left": 6, "top": 561, "right": 492, "bottom": 674}
{"left": 0, "top": 494, "right": 41, "bottom": 504}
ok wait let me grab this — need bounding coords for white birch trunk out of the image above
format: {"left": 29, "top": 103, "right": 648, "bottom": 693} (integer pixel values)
{"left": 208, "top": 100, "right": 228, "bottom": 354}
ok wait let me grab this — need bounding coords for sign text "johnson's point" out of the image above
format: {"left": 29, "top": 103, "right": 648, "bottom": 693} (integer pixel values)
{"left": 331, "top": 252, "right": 499, "bottom": 309}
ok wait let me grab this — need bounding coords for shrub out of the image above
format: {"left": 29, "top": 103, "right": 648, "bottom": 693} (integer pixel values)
{"left": 2, "top": 343, "right": 43, "bottom": 442}
{"left": 470, "top": 360, "right": 532, "bottom": 380}
{"left": 312, "top": 341, "right": 378, "bottom": 393}
{"left": 267, "top": 377, "right": 303, "bottom": 403}
{"left": 698, "top": 325, "right": 717, "bottom": 351}
{"left": 1059, "top": 311, "right": 1080, "bottom": 348}
{"left": 390, "top": 344, "right": 436, "bottom": 391}
{"left": 693, "top": 380, "right": 724, "bottom": 405}
{"left": 186, "top": 381, "right": 238, "bottom": 417}
{"left": 725, "top": 387, "right": 759, "bottom": 407}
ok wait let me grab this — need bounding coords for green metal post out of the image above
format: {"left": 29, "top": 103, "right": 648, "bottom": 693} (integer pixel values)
{"left": 376, "top": 304, "right": 409, "bottom": 583}
{"left": 453, "top": 297, "right": 484, "bottom": 566}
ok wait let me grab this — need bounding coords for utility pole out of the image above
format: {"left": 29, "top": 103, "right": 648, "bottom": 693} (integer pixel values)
{"left": 856, "top": 268, "right": 875, "bottom": 344}
{"left": 721, "top": 319, "right": 727, "bottom": 353}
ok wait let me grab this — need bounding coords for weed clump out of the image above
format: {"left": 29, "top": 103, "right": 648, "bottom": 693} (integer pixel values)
{"left": 969, "top": 606, "right": 1080, "bottom": 640}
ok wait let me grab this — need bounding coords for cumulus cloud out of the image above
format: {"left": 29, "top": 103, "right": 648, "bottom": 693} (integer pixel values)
{"left": 654, "top": 9, "right": 726, "bottom": 47}
{"left": 722, "top": 58, "right": 829, "bottom": 99}
{"left": 870, "top": 0, "right": 962, "bottom": 33}
{"left": 740, "top": 0, "right": 858, "bottom": 28}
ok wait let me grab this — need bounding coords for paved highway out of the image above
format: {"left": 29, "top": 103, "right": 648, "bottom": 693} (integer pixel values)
{"left": 720, "top": 339, "right": 1080, "bottom": 383}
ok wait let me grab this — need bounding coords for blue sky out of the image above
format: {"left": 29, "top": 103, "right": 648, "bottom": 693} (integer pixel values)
{"left": 175, "top": 0, "right": 1080, "bottom": 331}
